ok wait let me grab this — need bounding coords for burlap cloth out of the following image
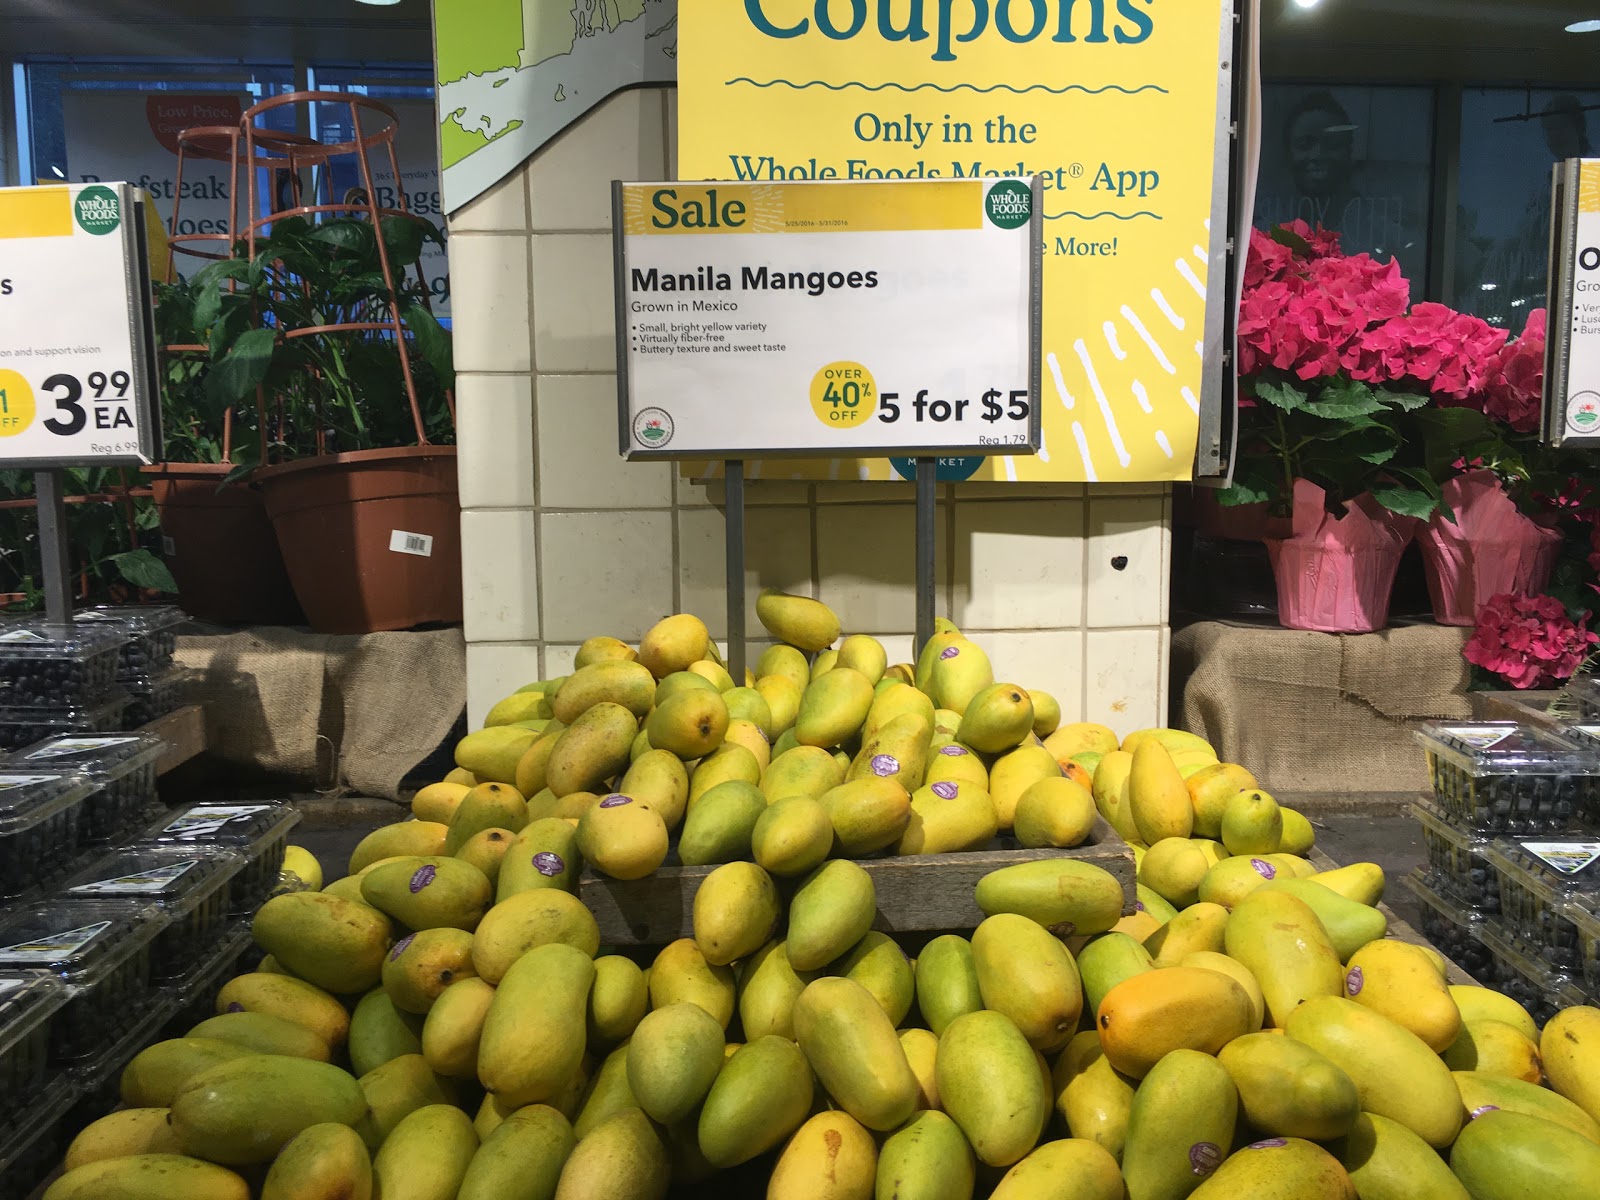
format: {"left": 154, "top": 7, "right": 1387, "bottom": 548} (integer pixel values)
{"left": 1172, "top": 620, "right": 1474, "bottom": 793}
{"left": 173, "top": 626, "right": 466, "bottom": 800}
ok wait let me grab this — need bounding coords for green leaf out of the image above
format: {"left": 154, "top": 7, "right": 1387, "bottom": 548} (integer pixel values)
{"left": 1270, "top": 225, "right": 1313, "bottom": 257}
{"left": 1372, "top": 484, "right": 1440, "bottom": 520}
{"left": 401, "top": 302, "right": 454, "bottom": 387}
{"left": 205, "top": 327, "right": 278, "bottom": 406}
{"left": 380, "top": 217, "right": 426, "bottom": 268}
{"left": 110, "top": 550, "right": 177, "bottom": 594}
{"left": 1254, "top": 379, "right": 1310, "bottom": 413}
{"left": 1218, "top": 480, "right": 1271, "bottom": 506}
{"left": 310, "top": 220, "right": 375, "bottom": 256}
{"left": 1376, "top": 388, "right": 1431, "bottom": 412}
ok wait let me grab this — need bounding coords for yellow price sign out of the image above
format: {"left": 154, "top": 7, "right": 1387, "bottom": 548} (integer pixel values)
{"left": 0, "top": 371, "right": 36, "bottom": 438}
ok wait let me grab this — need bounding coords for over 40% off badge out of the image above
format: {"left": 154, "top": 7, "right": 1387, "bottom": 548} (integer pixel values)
{"left": 809, "top": 361, "right": 1030, "bottom": 442}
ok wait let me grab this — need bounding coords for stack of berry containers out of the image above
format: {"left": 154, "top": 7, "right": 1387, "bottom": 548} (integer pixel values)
{"left": 72, "top": 607, "right": 187, "bottom": 727}
{"left": 0, "top": 771, "right": 98, "bottom": 901}
{"left": 6, "top": 733, "right": 165, "bottom": 848}
{"left": 1412, "top": 720, "right": 1600, "bottom": 1012}
{"left": 0, "top": 622, "right": 130, "bottom": 752}
{"left": 134, "top": 802, "right": 302, "bottom": 918}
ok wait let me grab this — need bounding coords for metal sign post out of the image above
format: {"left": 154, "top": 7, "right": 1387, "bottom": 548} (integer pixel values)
{"left": 613, "top": 177, "right": 1042, "bottom": 661}
{"left": 0, "top": 183, "right": 162, "bottom": 622}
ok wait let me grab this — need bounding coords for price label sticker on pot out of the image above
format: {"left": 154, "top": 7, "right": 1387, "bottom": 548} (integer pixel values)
{"left": 612, "top": 179, "right": 1042, "bottom": 459}
{"left": 0, "top": 183, "right": 161, "bottom": 467}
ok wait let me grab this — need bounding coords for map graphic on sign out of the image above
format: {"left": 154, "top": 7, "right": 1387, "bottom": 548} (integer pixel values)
{"left": 435, "top": 0, "right": 678, "bottom": 214}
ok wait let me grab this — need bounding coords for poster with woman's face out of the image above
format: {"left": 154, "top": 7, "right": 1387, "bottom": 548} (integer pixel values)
{"left": 1455, "top": 88, "right": 1600, "bottom": 330}
{"left": 1255, "top": 85, "right": 1435, "bottom": 285}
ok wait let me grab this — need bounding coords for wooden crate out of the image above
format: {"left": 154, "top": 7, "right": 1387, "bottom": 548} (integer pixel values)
{"left": 579, "top": 817, "right": 1136, "bottom": 946}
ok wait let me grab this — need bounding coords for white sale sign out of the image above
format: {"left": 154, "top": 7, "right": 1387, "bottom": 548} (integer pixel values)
{"left": 0, "top": 184, "right": 160, "bottom": 466}
{"left": 612, "top": 179, "right": 1041, "bottom": 460}
{"left": 1551, "top": 160, "right": 1600, "bottom": 442}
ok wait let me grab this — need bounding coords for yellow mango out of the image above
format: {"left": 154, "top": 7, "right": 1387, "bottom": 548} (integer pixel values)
{"left": 1332, "top": 1112, "right": 1471, "bottom": 1200}
{"left": 794, "top": 976, "right": 919, "bottom": 1131}
{"left": 697, "top": 1035, "right": 814, "bottom": 1168}
{"left": 65, "top": 1108, "right": 181, "bottom": 1170}
{"left": 1452, "top": 985, "right": 1538, "bottom": 1043}
{"left": 650, "top": 938, "right": 737, "bottom": 1028}
{"left": 1096, "top": 966, "right": 1254, "bottom": 1078}
{"left": 1051, "top": 1032, "right": 1136, "bottom": 1163}
{"left": 1453, "top": 1070, "right": 1600, "bottom": 1143}
{"left": 937, "top": 1009, "right": 1049, "bottom": 1168}
{"left": 1344, "top": 939, "right": 1461, "bottom": 1052}
{"left": 1442, "top": 1019, "right": 1543, "bottom": 1083}
{"left": 1225, "top": 890, "right": 1344, "bottom": 1027}
{"left": 1189, "top": 1138, "right": 1355, "bottom": 1200}
{"left": 988, "top": 1138, "right": 1123, "bottom": 1200}
{"left": 1127, "top": 740, "right": 1192, "bottom": 844}
{"left": 1449, "top": 1109, "right": 1600, "bottom": 1200}
{"left": 1119, "top": 1049, "right": 1237, "bottom": 1198}
{"left": 973, "top": 913, "right": 1083, "bottom": 1053}
{"left": 769, "top": 1112, "right": 877, "bottom": 1200}
{"left": 1181, "top": 951, "right": 1266, "bottom": 1031}
{"left": 874, "top": 1110, "right": 975, "bottom": 1199}
{"left": 1218, "top": 1031, "right": 1360, "bottom": 1140}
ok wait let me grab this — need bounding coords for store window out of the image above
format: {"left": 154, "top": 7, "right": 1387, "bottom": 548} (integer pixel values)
{"left": 1455, "top": 86, "right": 1600, "bottom": 328}
{"left": 1255, "top": 84, "right": 1436, "bottom": 287}
{"left": 20, "top": 59, "right": 298, "bottom": 272}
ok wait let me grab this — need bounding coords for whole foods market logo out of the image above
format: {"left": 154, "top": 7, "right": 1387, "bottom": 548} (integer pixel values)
{"left": 634, "top": 407, "right": 674, "bottom": 449}
{"left": 74, "top": 186, "right": 121, "bottom": 236}
{"left": 985, "top": 181, "right": 1032, "bottom": 231}
{"left": 1568, "top": 392, "right": 1600, "bottom": 435}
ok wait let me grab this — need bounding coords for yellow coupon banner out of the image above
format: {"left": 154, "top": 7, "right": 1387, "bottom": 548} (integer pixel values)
{"left": 678, "top": 0, "right": 1236, "bottom": 483}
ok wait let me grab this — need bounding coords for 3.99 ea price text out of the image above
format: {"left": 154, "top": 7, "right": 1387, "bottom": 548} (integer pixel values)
{"left": 0, "top": 369, "right": 138, "bottom": 450}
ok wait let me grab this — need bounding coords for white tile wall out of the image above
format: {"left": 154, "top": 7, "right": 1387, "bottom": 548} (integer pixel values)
{"left": 451, "top": 87, "right": 1175, "bottom": 738}
{"left": 447, "top": 234, "right": 532, "bottom": 373}
{"left": 539, "top": 510, "right": 676, "bottom": 643}
{"left": 460, "top": 509, "right": 540, "bottom": 643}
{"left": 678, "top": 506, "right": 814, "bottom": 637}
{"left": 816, "top": 504, "right": 934, "bottom": 635}
{"left": 527, "top": 88, "right": 668, "bottom": 231}
{"left": 456, "top": 374, "right": 535, "bottom": 510}
{"left": 466, "top": 641, "right": 543, "bottom": 727}
{"left": 530, "top": 234, "right": 617, "bottom": 373}
{"left": 952, "top": 500, "right": 1086, "bottom": 631}
{"left": 536, "top": 374, "right": 672, "bottom": 509}
{"left": 1085, "top": 495, "right": 1171, "bottom": 628}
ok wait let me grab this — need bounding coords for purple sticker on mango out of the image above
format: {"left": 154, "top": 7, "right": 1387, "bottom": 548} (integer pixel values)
{"left": 409, "top": 865, "right": 436, "bottom": 893}
{"left": 1189, "top": 1143, "right": 1222, "bottom": 1176}
{"left": 1471, "top": 1105, "right": 1500, "bottom": 1119}
{"left": 390, "top": 935, "right": 415, "bottom": 961}
{"left": 871, "top": 754, "right": 901, "bottom": 777}
{"left": 1136, "top": 901, "right": 1146, "bottom": 912}
{"left": 533, "top": 852, "right": 565, "bottom": 876}
{"left": 940, "top": 745, "right": 968, "bottom": 757}
{"left": 931, "top": 781, "right": 959, "bottom": 800}
{"left": 1250, "top": 858, "right": 1276, "bottom": 879}
{"left": 1346, "top": 966, "right": 1364, "bottom": 996}
{"left": 940, "top": 647, "right": 959, "bottom": 660}
{"left": 226, "top": 1002, "right": 244, "bottom": 1013}
{"left": 599, "top": 794, "right": 632, "bottom": 808}
{"left": 1248, "top": 1139, "right": 1288, "bottom": 1150}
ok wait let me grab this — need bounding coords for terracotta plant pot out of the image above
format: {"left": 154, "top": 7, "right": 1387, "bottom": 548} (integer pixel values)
{"left": 1417, "top": 470, "right": 1564, "bottom": 626}
{"left": 1264, "top": 479, "right": 1421, "bottom": 634}
{"left": 144, "top": 462, "right": 304, "bottom": 625}
{"left": 255, "top": 446, "right": 462, "bottom": 634}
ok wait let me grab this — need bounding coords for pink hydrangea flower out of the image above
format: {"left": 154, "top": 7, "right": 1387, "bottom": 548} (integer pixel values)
{"left": 1479, "top": 308, "right": 1547, "bottom": 433}
{"left": 1463, "top": 592, "right": 1598, "bottom": 689}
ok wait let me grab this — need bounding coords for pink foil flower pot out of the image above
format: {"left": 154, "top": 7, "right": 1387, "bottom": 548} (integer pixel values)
{"left": 1418, "top": 470, "right": 1563, "bottom": 626}
{"left": 1264, "top": 479, "right": 1421, "bottom": 633}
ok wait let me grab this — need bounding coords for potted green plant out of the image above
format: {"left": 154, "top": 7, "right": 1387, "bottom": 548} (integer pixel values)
{"left": 194, "top": 212, "right": 459, "bottom": 634}
{"left": 143, "top": 276, "right": 304, "bottom": 625}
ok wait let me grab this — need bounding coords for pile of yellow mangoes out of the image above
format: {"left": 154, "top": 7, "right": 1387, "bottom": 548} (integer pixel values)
{"left": 39, "top": 595, "right": 1600, "bottom": 1200}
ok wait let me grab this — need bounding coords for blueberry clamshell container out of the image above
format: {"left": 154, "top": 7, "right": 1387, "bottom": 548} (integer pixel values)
{"left": 1485, "top": 836, "right": 1600, "bottom": 975}
{"left": 0, "top": 771, "right": 97, "bottom": 901}
{"left": 0, "top": 690, "right": 132, "bottom": 753}
{"left": 164, "top": 922, "right": 255, "bottom": 1035}
{"left": 0, "top": 621, "right": 128, "bottom": 712}
{"left": 1477, "top": 918, "right": 1588, "bottom": 1027}
{"left": 0, "top": 899, "right": 170, "bottom": 1062}
{"left": 1566, "top": 901, "right": 1600, "bottom": 1002}
{"left": 1414, "top": 721, "right": 1600, "bottom": 836}
{"left": 1403, "top": 870, "right": 1497, "bottom": 981}
{"left": 56, "top": 845, "right": 245, "bottom": 984}
{"left": 1410, "top": 800, "right": 1501, "bottom": 916}
{"left": 0, "top": 1075, "right": 77, "bottom": 1200}
{"left": 120, "top": 663, "right": 188, "bottom": 726}
{"left": 0, "top": 974, "right": 70, "bottom": 1131}
{"left": 7, "top": 732, "right": 164, "bottom": 847}
{"left": 1563, "top": 678, "right": 1600, "bottom": 724}
{"left": 71, "top": 985, "right": 179, "bottom": 1110}
{"left": 73, "top": 605, "right": 184, "bottom": 677}
{"left": 135, "top": 802, "right": 302, "bottom": 918}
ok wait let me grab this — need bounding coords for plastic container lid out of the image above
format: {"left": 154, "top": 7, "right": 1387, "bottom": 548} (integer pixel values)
{"left": 138, "top": 802, "right": 301, "bottom": 854}
{"left": 1487, "top": 836, "right": 1600, "bottom": 899}
{"left": 0, "top": 621, "right": 128, "bottom": 665}
{"left": 0, "top": 974, "right": 70, "bottom": 1065}
{"left": 0, "top": 772, "right": 95, "bottom": 835}
{"left": 1415, "top": 722, "right": 1600, "bottom": 775}
{"left": 0, "top": 900, "right": 169, "bottom": 990}
{"left": 6, "top": 733, "right": 164, "bottom": 781}
{"left": 73, "top": 606, "right": 185, "bottom": 637}
{"left": 57, "top": 846, "right": 245, "bottom": 921}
